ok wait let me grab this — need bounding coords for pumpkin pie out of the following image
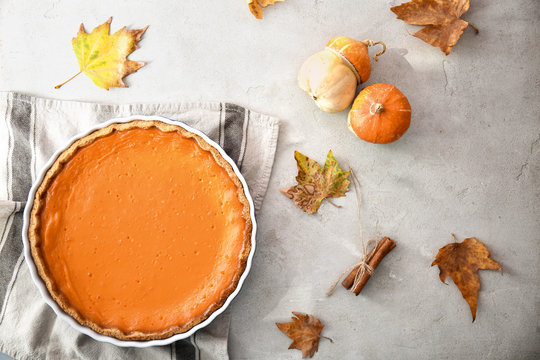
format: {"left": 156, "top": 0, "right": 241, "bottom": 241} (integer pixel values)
{"left": 28, "top": 120, "right": 252, "bottom": 341}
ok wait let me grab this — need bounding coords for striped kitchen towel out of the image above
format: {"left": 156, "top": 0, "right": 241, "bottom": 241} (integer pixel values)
{"left": 0, "top": 92, "right": 279, "bottom": 360}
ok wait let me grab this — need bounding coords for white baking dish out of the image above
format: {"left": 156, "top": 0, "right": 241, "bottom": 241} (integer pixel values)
{"left": 21, "top": 115, "right": 257, "bottom": 347}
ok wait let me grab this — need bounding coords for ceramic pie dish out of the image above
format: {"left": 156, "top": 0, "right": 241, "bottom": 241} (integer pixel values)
{"left": 22, "top": 115, "right": 256, "bottom": 347}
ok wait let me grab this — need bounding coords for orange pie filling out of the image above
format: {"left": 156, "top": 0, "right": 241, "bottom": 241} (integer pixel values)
{"left": 32, "top": 125, "right": 250, "bottom": 336}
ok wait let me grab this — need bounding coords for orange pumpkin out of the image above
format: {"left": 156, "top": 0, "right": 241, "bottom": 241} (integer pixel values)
{"left": 347, "top": 83, "right": 411, "bottom": 144}
{"left": 326, "top": 36, "right": 386, "bottom": 84}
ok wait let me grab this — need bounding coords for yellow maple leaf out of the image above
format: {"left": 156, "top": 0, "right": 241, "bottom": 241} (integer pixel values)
{"left": 55, "top": 17, "right": 148, "bottom": 90}
{"left": 247, "top": 0, "right": 285, "bottom": 19}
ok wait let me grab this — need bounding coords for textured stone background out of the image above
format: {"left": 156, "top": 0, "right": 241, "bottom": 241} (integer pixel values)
{"left": 0, "top": 0, "right": 539, "bottom": 359}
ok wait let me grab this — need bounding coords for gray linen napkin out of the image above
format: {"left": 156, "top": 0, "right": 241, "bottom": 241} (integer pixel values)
{"left": 0, "top": 92, "right": 279, "bottom": 360}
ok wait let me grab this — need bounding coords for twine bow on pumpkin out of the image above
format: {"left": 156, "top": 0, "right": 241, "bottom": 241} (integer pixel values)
{"left": 326, "top": 169, "right": 380, "bottom": 296}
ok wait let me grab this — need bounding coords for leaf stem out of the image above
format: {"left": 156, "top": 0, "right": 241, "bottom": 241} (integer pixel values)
{"left": 54, "top": 71, "right": 82, "bottom": 89}
{"left": 468, "top": 23, "right": 479, "bottom": 34}
{"left": 320, "top": 335, "right": 334, "bottom": 343}
{"left": 451, "top": 233, "right": 457, "bottom": 242}
{"left": 326, "top": 198, "right": 342, "bottom": 208}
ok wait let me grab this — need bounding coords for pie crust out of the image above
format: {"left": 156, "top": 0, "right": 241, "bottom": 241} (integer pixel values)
{"left": 28, "top": 120, "right": 252, "bottom": 341}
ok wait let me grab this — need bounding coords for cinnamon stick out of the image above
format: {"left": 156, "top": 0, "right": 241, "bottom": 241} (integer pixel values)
{"left": 341, "top": 237, "right": 396, "bottom": 295}
{"left": 341, "top": 246, "right": 378, "bottom": 290}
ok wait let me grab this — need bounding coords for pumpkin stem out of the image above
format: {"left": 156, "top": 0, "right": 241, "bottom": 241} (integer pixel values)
{"left": 369, "top": 103, "right": 384, "bottom": 115}
{"left": 362, "top": 39, "right": 387, "bottom": 62}
{"left": 468, "top": 23, "right": 479, "bottom": 34}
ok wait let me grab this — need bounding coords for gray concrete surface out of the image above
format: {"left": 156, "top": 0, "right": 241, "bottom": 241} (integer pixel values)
{"left": 1, "top": 0, "right": 539, "bottom": 359}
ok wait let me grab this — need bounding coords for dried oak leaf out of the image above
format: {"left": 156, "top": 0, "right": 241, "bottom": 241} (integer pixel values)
{"left": 281, "top": 150, "right": 350, "bottom": 214}
{"left": 56, "top": 17, "right": 148, "bottom": 90}
{"left": 248, "top": 0, "right": 285, "bottom": 19}
{"left": 390, "top": 0, "right": 477, "bottom": 55}
{"left": 432, "top": 235, "right": 502, "bottom": 321}
{"left": 276, "top": 312, "right": 325, "bottom": 358}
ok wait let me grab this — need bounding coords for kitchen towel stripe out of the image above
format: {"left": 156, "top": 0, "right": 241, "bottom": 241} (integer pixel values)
{"left": 0, "top": 93, "right": 32, "bottom": 322}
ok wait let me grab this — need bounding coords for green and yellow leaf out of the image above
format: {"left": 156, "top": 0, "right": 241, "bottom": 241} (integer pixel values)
{"left": 56, "top": 17, "right": 148, "bottom": 90}
{"left": 281, "top": 150, "right": 350, "bottom": 214}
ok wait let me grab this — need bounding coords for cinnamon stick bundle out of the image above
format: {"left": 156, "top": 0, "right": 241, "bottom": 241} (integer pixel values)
{"left": 342, "top": 237, "right": 396, "bottom": 295}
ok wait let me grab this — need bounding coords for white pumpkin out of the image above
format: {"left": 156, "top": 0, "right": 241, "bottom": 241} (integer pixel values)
{"left": 297, "top": 50, "right": 357, "bottom": 113}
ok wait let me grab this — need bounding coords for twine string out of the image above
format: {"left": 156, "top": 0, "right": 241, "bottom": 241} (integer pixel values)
{"left": 326, "top": 169, "right": 379, "bottom": 296}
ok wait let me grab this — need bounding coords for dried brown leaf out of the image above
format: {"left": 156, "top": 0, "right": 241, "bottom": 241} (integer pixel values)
{"left": 390, "top": 0, "right": 476, "bottom": 55}
{"left": 276, "top": 312, "right": 325, "bottom": 358}
{"left": 432, "top": 235, "right": 502, "bottom": 321}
